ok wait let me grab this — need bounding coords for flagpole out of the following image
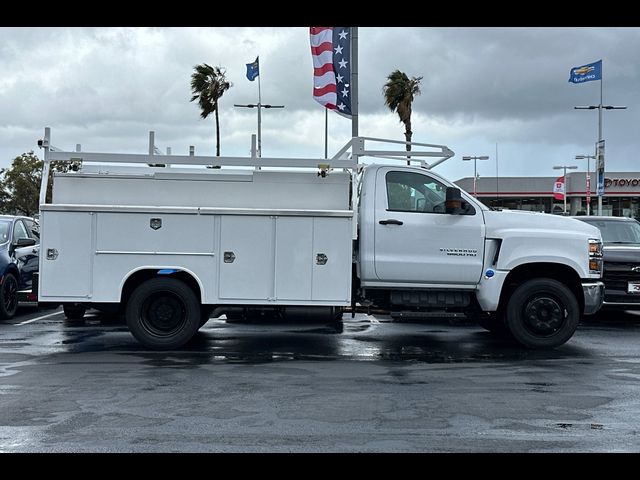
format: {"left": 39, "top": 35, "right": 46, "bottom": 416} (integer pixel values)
{"left": 597, "top": 75, "right": 602, "bottom": 215}
{"left": 258, "top": 59, "right": 262, "bottom": 158}
{"left": 351, "top": 27, "right": 358, "bottom": 142}
{"left": 324, "top": 108, "right": 328, "bottom": 159}
{"left": 495, "top": 142, "right": 499, "bottom": 205}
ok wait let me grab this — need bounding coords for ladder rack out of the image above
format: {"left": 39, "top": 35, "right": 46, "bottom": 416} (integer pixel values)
{"left": 37, "top": 127, "right": 455, "bottom": 206}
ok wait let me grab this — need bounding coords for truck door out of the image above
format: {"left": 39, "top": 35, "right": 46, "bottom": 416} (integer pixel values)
{"left": 374, "top": 167, "right": 485, "bottom": 285}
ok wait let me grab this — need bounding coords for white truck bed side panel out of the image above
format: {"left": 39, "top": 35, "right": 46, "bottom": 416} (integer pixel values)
{"left": 40, "top": 212, "right": 93, "bottom": 298}
{"left": 53, "top": 170, "right": 350, "bottom": 210}
{"left": 40, "top": 210, "right": 352, "bottom": 305}
{"left": 312, "top": 217, "right": 352, "bottom": 302}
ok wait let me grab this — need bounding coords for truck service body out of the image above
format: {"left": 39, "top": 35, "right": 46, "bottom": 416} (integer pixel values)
{"left": 37, "top": 130, "right": 604, "bottom": 349}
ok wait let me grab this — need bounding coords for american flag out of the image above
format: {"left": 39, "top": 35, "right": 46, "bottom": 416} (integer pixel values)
{"left": 310, "top": 27, "right": 352, "bottom": 117}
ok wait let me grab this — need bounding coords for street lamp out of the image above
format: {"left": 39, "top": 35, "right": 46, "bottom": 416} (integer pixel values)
{"left": 575, "top": 154, "right": 596, "bottom": 215}
{"left": 234, "top": 103, "right": 285, "bottom": 158}
{"left": 574, "top": 103, "right": 627, "bottom": 215}
{"left": 462, "top": 155, "right": 489, "bottom": 197}
{"left": 553, "top": 165, "right": 578, "bottom": 215}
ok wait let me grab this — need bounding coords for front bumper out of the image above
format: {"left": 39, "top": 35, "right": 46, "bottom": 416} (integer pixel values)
{"left": 582, "top": 281, "right": 605, "bottom": 315}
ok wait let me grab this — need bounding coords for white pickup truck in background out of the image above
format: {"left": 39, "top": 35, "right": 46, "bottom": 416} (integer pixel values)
{"left": 37, "top": 129, "right": 604, "bottom": 350}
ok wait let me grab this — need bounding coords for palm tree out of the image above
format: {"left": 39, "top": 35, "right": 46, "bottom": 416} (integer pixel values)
{"left": 382, "top": 70, "right": 423, "bottom": 165}
{"left": 190, "top": 64, "right": 232, "bottom": 156}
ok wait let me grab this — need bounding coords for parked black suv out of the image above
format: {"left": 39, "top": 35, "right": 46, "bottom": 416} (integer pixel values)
{"left": 0, "top": 215, "right": 40, "bottom": 319}
{"left": 573, "top": 216, "right": 640, "bottom": 311}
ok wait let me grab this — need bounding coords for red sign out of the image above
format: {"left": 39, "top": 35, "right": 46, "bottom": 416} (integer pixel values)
{"left": 553, "top": 176, "right": 565, "bottom": 200}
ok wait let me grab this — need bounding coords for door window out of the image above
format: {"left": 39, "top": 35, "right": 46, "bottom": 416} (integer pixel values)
{"left": 12, "top": 220, "right": 30, "bottom": 242}
{"left": 386, "top": 171, "right": 447, "bottom": 214}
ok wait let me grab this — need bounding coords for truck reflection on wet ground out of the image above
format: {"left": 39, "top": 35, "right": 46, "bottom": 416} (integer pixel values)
{"left": 40, "top": 313, "right": 592, "bottom": 365}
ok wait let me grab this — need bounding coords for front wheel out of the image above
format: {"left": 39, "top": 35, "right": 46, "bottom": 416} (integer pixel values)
{"left": 0, "top": 273, "right": 18, "bottom": 319}
{"left": 126, "top": 277, "right": 201, "bottom": 350}
{"left": 505, "top": 278, "right": 579, "bottom": 349}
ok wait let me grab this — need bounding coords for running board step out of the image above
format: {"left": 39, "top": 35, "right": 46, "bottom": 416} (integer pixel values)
{"left": 390, "top": 311, "right": 467, "bottom": 319}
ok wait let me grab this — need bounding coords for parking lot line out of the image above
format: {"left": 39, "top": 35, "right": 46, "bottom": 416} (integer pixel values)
{"left": 17, "top": 310, "right": 65, "bottom": 325}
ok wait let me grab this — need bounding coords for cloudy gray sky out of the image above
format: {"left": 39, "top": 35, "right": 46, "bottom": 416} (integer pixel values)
{"left": 1, "top": 27, "right": 638, "bottom": 182}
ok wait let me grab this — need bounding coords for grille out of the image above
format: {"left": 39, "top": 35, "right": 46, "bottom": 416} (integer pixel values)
{"left": 604, "top": 262, "right": 640, "bottom": 291}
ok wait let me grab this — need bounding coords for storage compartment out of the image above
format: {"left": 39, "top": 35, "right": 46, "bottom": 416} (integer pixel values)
{"left": 218, "top": 215, "right": 352, "bottom": 304}
{"left": 39, "top": 211, "right": 93, "bottom": 298}
{"left": 219, "top": 216, "right": 274, "bottom": 300}
{"left": 312, "top": 217, "right": 352, "bottom": 302}
{"left": 96, "top": 212, "right": 214, "bottom": 254}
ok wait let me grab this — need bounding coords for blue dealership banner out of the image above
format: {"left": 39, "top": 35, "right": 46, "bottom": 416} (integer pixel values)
{"left": 568, "top": 60, "right": 602, "bottom": 84}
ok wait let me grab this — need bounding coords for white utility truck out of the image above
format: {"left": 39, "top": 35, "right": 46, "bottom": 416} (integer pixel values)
{"left": 37, "top": 128, "right": 604, "bottom": 350}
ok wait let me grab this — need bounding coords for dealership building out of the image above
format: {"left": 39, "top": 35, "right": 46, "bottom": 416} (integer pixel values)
{"left": 454, "top": 171, "right": 640, "bottom": 218}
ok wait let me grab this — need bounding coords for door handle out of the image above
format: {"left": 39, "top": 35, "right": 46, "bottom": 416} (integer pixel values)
{"left": 379, "top": 219, "right": 403, "bottom": 225}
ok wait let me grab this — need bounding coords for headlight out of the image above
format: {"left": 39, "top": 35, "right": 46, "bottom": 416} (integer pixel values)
{"left": 588, "top": 238, "right": 603, "bottom": 274}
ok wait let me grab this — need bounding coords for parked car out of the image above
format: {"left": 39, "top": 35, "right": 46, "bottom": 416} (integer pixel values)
{"left": 573, "top": 216, "right": 640, "bottom": 312}
{"left": 0, "top": 215, "right": 40, "bottom": 319}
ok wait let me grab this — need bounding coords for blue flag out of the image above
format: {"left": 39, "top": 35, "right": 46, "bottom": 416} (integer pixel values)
{"left": 246, "top": 56, "right": 259, "bottom": 81}
{"left": 568, "top": 60, "right": 602, "bottom": 84}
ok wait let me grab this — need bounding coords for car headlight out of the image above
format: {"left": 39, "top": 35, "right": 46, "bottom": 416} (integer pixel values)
{"left": 588, "top": 238, "right": 603, "bottom": 274}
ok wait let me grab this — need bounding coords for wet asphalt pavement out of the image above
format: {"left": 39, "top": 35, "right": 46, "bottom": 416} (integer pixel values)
{"left": 1, "top": 308, "right": 640, "bottom": 452}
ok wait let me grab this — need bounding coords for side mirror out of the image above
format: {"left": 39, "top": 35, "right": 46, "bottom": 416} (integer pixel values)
{"left": 445, "top": 187, "right": 463, "bottom": 214}
{"left": 15, "top": 238, "right": 36, "bottom": 247}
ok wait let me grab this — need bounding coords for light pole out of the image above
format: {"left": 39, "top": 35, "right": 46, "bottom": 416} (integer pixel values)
{"left": 575, "top": 154, "right": 596, "bottom": 215}
{"left": 462, "top": 155, "right": 489, "bottom": 197}
{"left": 553, "top": 165, "right": 578, "bottom": 215}
{"left": 574, "top": 103, "right": 627, "bottom": 215}
{"left": 234, "top": 102, "right": 285, "bottom": 157}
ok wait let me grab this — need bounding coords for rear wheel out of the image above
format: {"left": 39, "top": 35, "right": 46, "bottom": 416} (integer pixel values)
{"left": 63, "top": 303, "right": 86, "bottom": 320}
{"left": 126, "top": 277, "right": 200, "bottom": 350}
{"left": 0, "top": 273, "right": 18, "bottom": 319}
{"left": 505, "top": 278, "right": 579, "bottom": 349}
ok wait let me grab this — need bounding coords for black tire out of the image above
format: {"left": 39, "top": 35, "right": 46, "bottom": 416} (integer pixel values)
{"left": 63, "top": 303, "right": 86, "bottom": 320}
{"left": 505, "top": 278, "right": 579, "bottom": 349}
{"left": 126, "top": 277, "right": 200, "bottom": 350}
{"left": 0, "top": 272, "right": 18, "bottom": 319}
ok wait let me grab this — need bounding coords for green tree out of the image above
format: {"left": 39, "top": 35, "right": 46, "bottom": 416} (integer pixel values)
{"left": 0, "top": 151, "right": 80, "bottom": 216}
{"left": 382, "top": 70, "right": 423, "bottom": 165}
{"left": 190, "top": 64, "right": 232, "bottom": 157}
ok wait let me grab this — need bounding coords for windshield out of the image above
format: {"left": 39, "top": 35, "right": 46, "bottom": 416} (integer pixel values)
{"left": 0, "top": 220, "right": 10, "bottom": 243}
{"left": 581, "top": 219, "right": 640, "bottom": 244}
